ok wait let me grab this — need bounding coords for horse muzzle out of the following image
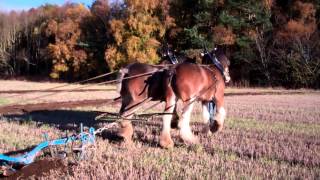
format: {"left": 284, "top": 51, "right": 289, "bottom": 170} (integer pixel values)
{"left": 224, "top": 68, "right": 231, "bottom": 83}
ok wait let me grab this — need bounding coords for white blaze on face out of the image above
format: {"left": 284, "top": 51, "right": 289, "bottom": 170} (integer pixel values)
{"left": 224, "top": 67, "right": 231, "bottom": 83}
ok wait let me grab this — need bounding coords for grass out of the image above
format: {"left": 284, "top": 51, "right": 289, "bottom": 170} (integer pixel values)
{"left": 0, "top": 98, "right": 9, "bottom": 105}
{"left": 0, "top": 117, "right": 62, "bottom": 152}
{"left": 227, "top": 117, "right": 320, "bottom": 136}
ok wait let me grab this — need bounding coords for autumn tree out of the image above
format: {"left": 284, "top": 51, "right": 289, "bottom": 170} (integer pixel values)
{"left": 105, "top": 0, "right": 173, "bottom": 70}
{"left": 0, "top": 0, "right": 319, "bottom": 88}
{"left": 0, "top": 11, "right": 22, "bottom": 76}
{"left": 212, "top": 0, "right": 273, "bottom": 85}
{"left": 271, "top": 0, "right": 319, "bottom": 87}
{"left": 78, "top": 0, "right": 112, "bottom": 77}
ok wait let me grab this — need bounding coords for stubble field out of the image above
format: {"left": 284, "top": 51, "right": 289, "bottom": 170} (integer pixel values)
{"left": 0, "top": 80, "right": 319, "bottom": 179}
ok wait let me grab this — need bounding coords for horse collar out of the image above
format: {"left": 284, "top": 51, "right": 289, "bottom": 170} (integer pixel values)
{"left": 169, "top": 54, "right": 179, "bottom": 64}
{"left": 206, "top": 52, "right": 225, "bottom": 77}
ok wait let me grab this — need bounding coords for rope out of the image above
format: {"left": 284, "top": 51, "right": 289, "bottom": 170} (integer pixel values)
{"left": 92, "top": 69, "right": 162, "bottom": 86}
{"left": 94, "top": 122, "right": 119, "bottom": 135}
{"left": 3, "top": 71, "right": 118, "bottom": 99}
{"left": 0, "top": 69, "right": 164, "bottom": 108}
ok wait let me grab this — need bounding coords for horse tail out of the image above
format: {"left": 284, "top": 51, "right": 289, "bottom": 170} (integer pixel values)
{"left": 117, "top": 67, "right": 128, "bottom": 93}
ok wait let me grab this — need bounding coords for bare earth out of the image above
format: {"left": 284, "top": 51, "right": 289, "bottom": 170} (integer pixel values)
{"left": 0, "top": 80, "right": 320, "bottom": 179}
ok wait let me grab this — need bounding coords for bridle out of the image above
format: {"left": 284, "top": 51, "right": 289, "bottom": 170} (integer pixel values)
{"left": 165, "top": 49, "right": 179, "bottom": 64}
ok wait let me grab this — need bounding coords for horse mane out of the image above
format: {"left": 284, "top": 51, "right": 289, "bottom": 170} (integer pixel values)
{"left": 214, "top": 47, "right": 230, "bottom": 66}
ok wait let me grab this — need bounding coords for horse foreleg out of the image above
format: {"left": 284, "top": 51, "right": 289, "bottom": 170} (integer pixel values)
{"left": 210, "top": 106, "right": 226, "bottom": 133}
{"left": 179, "top": 99, "right": 198, "bottom": 144}
{"left": 160, "top": 96, "right": 176, "bottom": 149}
{"left": 201, "top": 101, "right": 210, "bottom": 124}
{"left": 201, "top": 101, "right": 212, "bottom": 134}
{"left": 118, "top": 119, "right": 134, "bottom": 143}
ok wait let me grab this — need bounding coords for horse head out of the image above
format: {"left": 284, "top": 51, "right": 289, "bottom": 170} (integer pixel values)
{"left": 201, "top": 47, "right": 231, "bottom": 83}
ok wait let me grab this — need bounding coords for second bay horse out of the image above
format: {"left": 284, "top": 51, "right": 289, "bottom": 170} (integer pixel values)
{"left": 160, "top": 47, "right": 230, "bottom": 148}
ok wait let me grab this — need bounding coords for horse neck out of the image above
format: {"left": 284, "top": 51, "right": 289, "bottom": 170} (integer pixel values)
{"left": 216, "top": 55, "right": 229, "bottom": 69}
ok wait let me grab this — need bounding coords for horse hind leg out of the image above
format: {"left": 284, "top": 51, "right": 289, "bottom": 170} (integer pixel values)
{"left": 117, "top": 109, "right": 134, "bottom": 142}
{"left": 170, "top": 106, "right": 179, "bottom": 129}
{"left": 118, "top": 119, "right": 134, "bottom": 143}
{"left": 179, "top": 99, "right": 198, "bottom": 144}
{"left": 118, "top": 97, "right": 153, "bottom": 140}
{"left": 160, "top": 96, "right": 176, "bottom": 149}
{"left": 210, "top": 106, "right": 226, "bottom": 133}
{"left": 117, "top": 98, "right": 137, "bottom": 142}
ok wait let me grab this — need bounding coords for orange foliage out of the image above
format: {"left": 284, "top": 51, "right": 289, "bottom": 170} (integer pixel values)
{"left": 263, "top": 0, "right": 274, "bottom": 10}
{"left": 215, "top": 0, "right": 225, "bottom": 7}
{"left": 126, "top": 0, "right": 160, "bottom": 13}
{"left": 45, "top": 4, "right": 90, "bottom": 78}
{"left": 293, "top": 1, "right": 316, "bottom": 21}
{"left": 105, "top": 0, "right": 172, "bottom": 70}
{"left": 109, "top": 20, "right": 125, "bottom": 45}
{"left": 45, "top": 20, "right": 58, "bottom": 36}
{"left": 277, "top": 1, "right": 316, "bottom": 40}
{"left": 212, "top": 25, "right": 236, "bottom": 45}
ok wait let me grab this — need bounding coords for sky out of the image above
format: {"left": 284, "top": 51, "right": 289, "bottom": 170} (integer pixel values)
{"left": 0, "top": 0, "right": 94, "bottom": 12}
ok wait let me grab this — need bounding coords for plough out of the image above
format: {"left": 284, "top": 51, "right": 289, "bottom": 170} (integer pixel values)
{"left": 0, "top": 123, "right": 99, "bottom": 176}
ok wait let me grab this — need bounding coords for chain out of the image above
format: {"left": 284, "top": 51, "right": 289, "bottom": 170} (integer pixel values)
{"left": 94, "top": 122, "right": 119, "bottom": 135}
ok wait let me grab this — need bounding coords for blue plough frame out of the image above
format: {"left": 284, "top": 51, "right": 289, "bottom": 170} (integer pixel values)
{"left": 0, "top": 124, "right": 95, "bottom": 166}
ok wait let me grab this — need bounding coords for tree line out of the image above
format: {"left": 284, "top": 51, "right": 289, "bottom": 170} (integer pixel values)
{"left": 0, "top": 0, "right": 319, "bottom": 88}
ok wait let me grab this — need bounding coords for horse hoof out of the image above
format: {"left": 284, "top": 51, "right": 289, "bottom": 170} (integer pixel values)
{"left": 160, "top": 133, "right": 174, "bottom": 149}
{"left": 209, "top": 121, "right": 223, "bottom": 133}
{"left": 184, "top": 136, "right": 199, "bottom": 145}
{"left": 180, "top": 132, "right": 199, "bottom": 145}
{"left": 202, "top": 125, "right": 212, "bottom": 135}
{"left": 118, "top": 120, "right": 134, "bottom": 141}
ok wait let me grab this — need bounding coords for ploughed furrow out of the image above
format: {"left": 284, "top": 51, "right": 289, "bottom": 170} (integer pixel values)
{"left": 0, "top": 97, "right": 121, "bottom": 114}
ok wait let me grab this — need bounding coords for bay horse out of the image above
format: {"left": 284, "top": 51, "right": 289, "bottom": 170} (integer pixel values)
{"left": 116, "top": 50, "right": 195, "bottom": 140}
{"left": 117, "top": 51, "right": 195, "bottom": 117}
{"left": 159, "top": 47, "right": 230, "bottom": 148}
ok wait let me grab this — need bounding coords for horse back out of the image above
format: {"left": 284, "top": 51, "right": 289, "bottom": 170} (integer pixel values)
{"left": 120, "top": 62, "right": 166, "bottom": 102}
{"left": 170, "top": 63, "right": 225, "bottom": 102}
